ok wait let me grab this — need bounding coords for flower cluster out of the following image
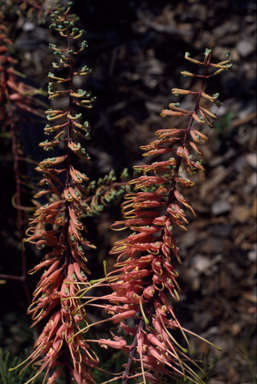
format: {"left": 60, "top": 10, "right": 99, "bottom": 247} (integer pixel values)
{"left": 92, "top": 49, "right": 231, "bottom": 383}
{"left": 0, "top": 19, "right": 46, "bottom": 126}
{"left": 1, "top": 0, "right": 62, "bottom": 24}
{"left": 11, "top": 3, "right": 100, "bottom": 383}
{"left": 19, "top": 263, "right": 98, "bottom": 383}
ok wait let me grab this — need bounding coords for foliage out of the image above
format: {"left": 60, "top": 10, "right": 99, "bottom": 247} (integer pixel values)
{"left": 0, "top": 348, "right": 43, "bottom": 384}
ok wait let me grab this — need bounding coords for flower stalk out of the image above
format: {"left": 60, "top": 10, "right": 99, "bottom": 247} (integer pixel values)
{"left": 89, "top": 48, "right": 232, "bottom": 384}
{"left": 10, "top": 3, "right": 100, "bottom": 383}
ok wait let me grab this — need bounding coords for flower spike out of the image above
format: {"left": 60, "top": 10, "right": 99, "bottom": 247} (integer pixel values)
{"left": 15, "top": 5, "right": 100, "bottom": 384}
{"left": 96, "top": 49, "right": 232, "bottom": 384}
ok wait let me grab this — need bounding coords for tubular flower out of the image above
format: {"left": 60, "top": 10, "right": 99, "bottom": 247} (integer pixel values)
{"left": 96, "top": 49, "right": 231, "bottom": 383}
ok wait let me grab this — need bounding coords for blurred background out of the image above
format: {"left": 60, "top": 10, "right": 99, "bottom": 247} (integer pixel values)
{"left": 0, "top": 0, "right": 256, "bottom": 383}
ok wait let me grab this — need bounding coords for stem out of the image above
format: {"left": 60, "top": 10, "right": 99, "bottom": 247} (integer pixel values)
{"left": 122, "top": 318, "right": 145, "bottom": 384}
{"left": 11, "top": 116, "right": 31, "bottom": 305}
{"left": 3, "top": 68, "right": 32, "bottom": 306}
{"left": 166, "top": 54, "right": 211, "bottom": 208}
{"left": 122, "top": 301, "right": 151, "bottom": 384}
{"left": 0, "top": 274, "right": 25, "bottom": 282}
{"left": 63, "top": 22, "right": 74, "bottom": 384}
{"left": 64, "top": 346, "right": 71, "bottom": 384}
{"left": 63, "top": 24, "right": 74, "bottom": 273}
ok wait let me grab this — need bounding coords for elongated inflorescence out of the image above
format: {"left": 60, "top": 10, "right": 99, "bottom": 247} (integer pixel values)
{"left": 79, "top": 49, "right": 231, "bottom": 384}
{"left": 0, "top": 10, "right": 49, "bottom": 302}
{"left": 10, "top": 3, "right": 101, "bottom": 384}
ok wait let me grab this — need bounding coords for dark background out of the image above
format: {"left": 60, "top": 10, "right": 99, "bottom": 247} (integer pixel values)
{"left": 0, "top": 0, "right": 256, "bottom": 383}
